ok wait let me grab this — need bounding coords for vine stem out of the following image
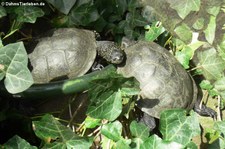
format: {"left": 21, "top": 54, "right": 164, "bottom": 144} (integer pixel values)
{"left": 217, "top": 95, "right": 222, "bottom": 121}
{"left": 187, "top": 65, "right": 202, "bottom": 72}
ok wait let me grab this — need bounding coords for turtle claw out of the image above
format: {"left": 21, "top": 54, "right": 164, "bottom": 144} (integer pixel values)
{"left": 139, "top": 113, "right": 156, "bottom": 131}
{"left": 194, "top": 103, "right": 217, "bottom": 120}
{"left": 91, "top": 62, "right": 104, "bottom": 71}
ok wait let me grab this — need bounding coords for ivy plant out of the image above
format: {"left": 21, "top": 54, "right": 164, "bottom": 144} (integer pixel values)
{"left": 0, "top": 0, "right": 225, "bottom": 148}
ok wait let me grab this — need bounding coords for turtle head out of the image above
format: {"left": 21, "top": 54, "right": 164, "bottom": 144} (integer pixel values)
{"left": 110, "top": 47, "right": 124, "bottom": 64}
{"left": 97, "top": 41, "right": 124, "bottom": 64}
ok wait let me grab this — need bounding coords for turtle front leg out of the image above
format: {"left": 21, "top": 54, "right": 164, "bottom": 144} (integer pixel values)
{"left": 91, "top": 61, "right": 104, "bottom": 71}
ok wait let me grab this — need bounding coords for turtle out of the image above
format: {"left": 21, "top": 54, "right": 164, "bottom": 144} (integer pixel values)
{"left": 117, "top": 40, "right": 216, "bottom": 129}
{"left": 29, "top": 28, "right": 124, "bottom": 83}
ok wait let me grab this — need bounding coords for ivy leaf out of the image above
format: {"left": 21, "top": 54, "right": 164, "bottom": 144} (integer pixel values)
{"left": 129, "top": 121, "right": 150, "bottom": 148}
{"left": 112, "top": 0, "right": 127, "bottom": 15}
{"left": 186, "top": 142, "right": 198, "bottom": 149}
{"left": 214, "top": 121, "right": 225, "bottom": 137}
{"left": 68, "top": 3, "right": 100, "bottom": 26}
{"left": 0, "top": 6, "right": 6, "bottom": 18}
{"left": 33, "top": 114, "right": 92, "bottom": 148}
{"left": 87, "top": 77, "right": 138, "bottom": 121}
{"left": 192, "top": 17, "right": 205, "bottom": 30}
{"left": 145, "top": 22, "right": 165, "bottom": 42}
{"left": 175, "top": 46, "right": 193, "bottom": 69}
{"left": 114, "top": 139, "right": 131, "bottom": 149}
{"left": 46, "top": 0, "right": 77, "bottom": 15}
{"left": 174, "top": 23, "right": 192, "bottom": 43}
{"left": 196, "top": 48, "right": 225, "bottom": 81}
{"left": 214, "top": 77, "right": 225, "bottom": 91}
{"left": 0, "top": 42, "right": 33, "bottom": 94}
{"left": 218, "top": 34, "right": 225, "bottom": 60}
{"left": 159, "top": 109, "right": 200, "bottom": 146}
{"left": 127, "top": 0, "right": 141, "bottom": 11}
{"left": 167, "top": 0, "right": 200, "bottom": 19}
{"left": 207, "top": 138, "right": 225, "bottom": 149}
{"left": 214, "top": 77, "right": 225, "bottom": 99}
{"left": 101, "top": 121, "right": 123, "bottom": 142}
{"left": 141, "top": 135, "right": 184, "bottom": 149}
{"left": 84, "top": 116, "right": 101, "bottom": 129}
{"left": 3, "top": 135, "right": 37, "bottom": 149}
{"left": 15, "top": 6, "right": 44, "bottom": 23}
{"left": 130, "top": 121, "right": 150, "bottom": 140}
{"left": 87, "top": 89, "right": 122, "bottom": 121}
{"left": 200, "top": 80, "right": 214, "bottom": 90}
{"left": 204, "top": 15, "right": 216, "bottom": 44}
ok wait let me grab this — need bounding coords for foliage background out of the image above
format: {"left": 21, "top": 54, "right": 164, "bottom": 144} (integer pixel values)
{"left": 0, "top": 0, "right": 225, "bottom": 148}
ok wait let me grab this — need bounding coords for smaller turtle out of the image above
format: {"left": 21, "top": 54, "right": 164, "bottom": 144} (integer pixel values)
{"left": 118, "top": 39, "right": 216, "bottom": 130}
{"left": 29, "top": 28, "right": 124, "bottom": 83}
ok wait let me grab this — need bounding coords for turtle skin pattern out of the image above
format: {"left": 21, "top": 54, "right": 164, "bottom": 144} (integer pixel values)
{"left": 117, "top": 41, "right": 198, "bottom": 118}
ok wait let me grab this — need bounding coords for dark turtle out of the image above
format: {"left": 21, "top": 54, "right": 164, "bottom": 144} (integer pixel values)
{"left": 29, "top": 28, "right": 124, "bottom": 83}
{"left": 117, "top": 40, "right": 216, "bottom": 129}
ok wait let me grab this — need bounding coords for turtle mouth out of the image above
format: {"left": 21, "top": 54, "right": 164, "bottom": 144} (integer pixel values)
{"left": 111, "top": 50, "right": 125, "bottom": 64}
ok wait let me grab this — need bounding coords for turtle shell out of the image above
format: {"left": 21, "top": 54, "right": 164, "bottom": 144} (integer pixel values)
{"left": 29, "top": 28, "right": 97, "bottom": 83}
{"left": 117, "top": 41, "right": 197, "bottom": 118}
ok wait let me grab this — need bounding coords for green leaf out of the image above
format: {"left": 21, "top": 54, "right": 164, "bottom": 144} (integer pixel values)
{"left": 141, "top": 135, "right": 184, "bottom": 149}
{"left": 46, "top": 0, "right": 77, "bottom": 15}
{"left": 126, "top": 11, "right": 147, "bottom": 27}
{"left": 120, "top": 78, "right": 140, "bottom": 96}
{"left": 207, "top": 138, "right": 225, "bottom": 149}
{"left": 101, "top": 136, "right": 115, "bottom": 149}
{"left": 185, "top": 141, "right": 198, "bottom": 149}
{"left": 101, "top": 121, "right": 123, "bottom": 142}
{"left": 145, "top": 22, "right": 165, "bottom": 42}
{"left": 0, "top": 42, "right": 33, "bottom": 93}
{"left": 218, "top": 34, "right": 225, "bottom": 60}
{"left": 214, "top": 77, "right": 225, "bottom": 99}
{"left": 167, "top": 0, "right": 200, "bottom": 19}
{"left": 87, "top": 89, "right": 122, "bottom": 121}
{"left": 127, "top": 0, "right": 140, "bottom": 11}
{"left": 196, "top": 47, "right": 225, "bottom": 81}
{"left": 175, "top": 46, "right": 193, "bottom": 69}
{"left": 112, "top": 0, "right": 127, "bottom": 15}
{"left": 130, "top": 121, "right": 150, "bottom": 140}
{"left": 192, "top": 17, "right": 205, "bottom": 30}
{"left": 200, "top": 80, "right": 214, "bottom": 90}
{"left": 0, "top": 6, "right": 6, "bottom": 18}
{"left": 3, "top": 135, "right": 37, "bottom": 149}
{"left": 15, "top": 6, "right": 44, "bottom": 23}
{"left": 214, "top": 120, "right": 225, "bottom": 137}
{"left": 84, "top": 116, "right": 101, "bottom": 129}
{"left": 69, "top": 3, "right": 100, "bottom": 26}
{"left": 205, "top": 128, "right": 221, "bottom": 144}
{"left": 206, "top": 5, "right": 220, "bottom": 16}
{"left": 129, "top": 121, "right": 150, "bottom": 148}
{"left": 114, "top": 139, "right": 131, "bottom": 149}
{"left": 174, "top": 23, "right": 192, "bottom": 43}
{"left": 204, "top": 15, "right": 216, "bottom": 44}
{"left": 123, "top": 10, "right": 147, "bottom": 39}
{"left": 159, "top": 109, "right": 200, "bottom": 146}
{"left": 33, "top": 114, "right": 92, "bottom": 148}
{"left": 214, "top": 77, "right": 225, "bottom": 91}
{"left": 186, "top": 111, "right": 201, "bottom": 136}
